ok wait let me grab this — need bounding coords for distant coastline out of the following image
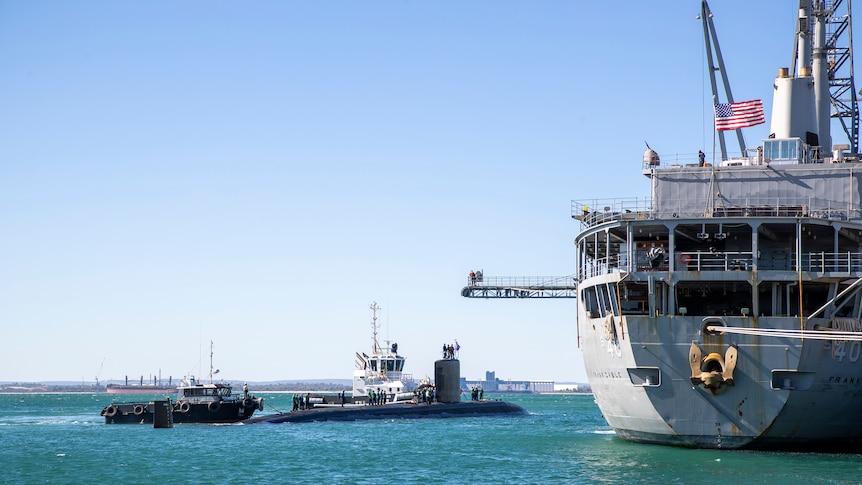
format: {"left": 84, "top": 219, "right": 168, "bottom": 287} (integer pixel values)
{"left": 1, "top": 380, "right": 592, "bottom": 394}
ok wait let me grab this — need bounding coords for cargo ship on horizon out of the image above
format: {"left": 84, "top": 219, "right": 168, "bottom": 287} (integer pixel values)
{"left": 105, "top": 375, "right": 177, "bottom": 394}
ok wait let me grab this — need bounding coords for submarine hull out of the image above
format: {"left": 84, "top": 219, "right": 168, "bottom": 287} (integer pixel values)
{"left": 245, "top": 400, "right": 527, "bottom": 424}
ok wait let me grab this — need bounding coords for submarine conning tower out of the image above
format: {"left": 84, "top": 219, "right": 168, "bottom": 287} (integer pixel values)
{"left": 434, "top": 359, "right": 461, "bottom": 403}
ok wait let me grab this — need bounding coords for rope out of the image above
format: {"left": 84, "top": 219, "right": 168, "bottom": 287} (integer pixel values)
{"left": 706, "top": 325, "right": 862, "bottom": 341}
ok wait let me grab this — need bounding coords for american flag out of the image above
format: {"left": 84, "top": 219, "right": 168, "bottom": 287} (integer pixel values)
{"left": 713, "top": 99, "right": 765, "bottom": 131}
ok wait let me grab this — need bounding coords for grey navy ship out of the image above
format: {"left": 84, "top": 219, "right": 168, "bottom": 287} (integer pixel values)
{"left": 575, "top": 1, "right": 862, "bottom": 449}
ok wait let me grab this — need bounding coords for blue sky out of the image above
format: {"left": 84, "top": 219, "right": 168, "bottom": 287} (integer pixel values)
{"left": 0, "top": 1, "right": 828, "bottom": 384}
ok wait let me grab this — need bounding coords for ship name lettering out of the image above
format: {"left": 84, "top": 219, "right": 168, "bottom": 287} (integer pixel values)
{"left": 826, "top": 375, "right": 862, "bottom": 385}
{"left": 831, "top": 319, "right": 862, "bottom": 332}
{"left": 592, "top": 371, "right": 623, "bottom": 379}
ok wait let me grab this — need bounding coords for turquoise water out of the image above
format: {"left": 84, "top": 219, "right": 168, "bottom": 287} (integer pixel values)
{"left": 1, "top": 392, "right": 861, "bottom": 484}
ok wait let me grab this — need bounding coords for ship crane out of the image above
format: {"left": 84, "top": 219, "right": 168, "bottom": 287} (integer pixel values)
{"left": 461, "top": 273, "right": 577, "bottom": 299}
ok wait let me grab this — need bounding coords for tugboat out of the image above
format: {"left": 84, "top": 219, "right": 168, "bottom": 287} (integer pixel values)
{"left": 101, "top": 344, "right": 264, "bottom": 424}
{"left": 352, "top": 302, "right": 418, "bottom": 404}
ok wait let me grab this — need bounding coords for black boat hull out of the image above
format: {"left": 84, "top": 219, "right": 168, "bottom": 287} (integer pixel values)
{"left": 101, "top": 399, "right": 263, "bottom": 424}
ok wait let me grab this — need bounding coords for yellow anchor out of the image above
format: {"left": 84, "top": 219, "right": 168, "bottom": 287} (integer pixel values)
{"left": 689, "top": 342, "right": 738, "bottom": 395}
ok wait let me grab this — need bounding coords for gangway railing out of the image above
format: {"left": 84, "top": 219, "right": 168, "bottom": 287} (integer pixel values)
{"left": 461, "top": 275, "right": 577, "bottom": 299}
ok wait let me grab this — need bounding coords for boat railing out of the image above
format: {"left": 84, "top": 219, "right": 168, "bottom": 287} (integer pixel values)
{"left": 578, "top": 256, "right": 623, "bottom": 280}
{"left": 675, "top": 251, "right": 753, "bottom": 271}
{"left": 578, "top": 250, "right": 862, "bottom": 280}
{"left": 796, "top": 252, "right": 862, "bottom": 273}
{"left": 573, "top": 196, "right": 861, "bottom": 228}
{"left": 638, "top": 151, "right": 750, "bottom": 171}
{"left": 467, "top": 275, "right": 577, "bottom": 288}
{"left": 572, "top": 198, "right": 653, "bottom": 227}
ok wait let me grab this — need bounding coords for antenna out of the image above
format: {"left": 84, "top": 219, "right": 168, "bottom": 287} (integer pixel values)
{"left": 208, "top": 340, "right": 220, "bottom": 383}
{"left": 370, "top": 302, "right": 381, "bottom": 354}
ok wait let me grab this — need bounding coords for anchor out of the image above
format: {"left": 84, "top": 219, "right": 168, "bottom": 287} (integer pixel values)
{"left": 689, "top": 342, "right": 738, "bottom": 395}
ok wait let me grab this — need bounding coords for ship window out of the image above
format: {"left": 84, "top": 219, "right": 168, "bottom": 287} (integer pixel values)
{"left": 608, "top": 284, "right": 620, "bottom": 316}
{"left": 395, "top": 360, "right": 403, "bottom": 371}
{"left": 581, "top": 286, "right": 601, "bottom": 318}
{"left": 386, "top": 360, "right": 395, "bottom": 372}
{"left": 763, "top": 138, "right": 801, "bottom": 164}
{"left": 370, "top": 360, "right": 377, "bottom": 371}
{"left": 598, "top": 284, "right": 613, "bottom": 316}
{"left": 620, "top": 283, "right": 648, "bottom": 315}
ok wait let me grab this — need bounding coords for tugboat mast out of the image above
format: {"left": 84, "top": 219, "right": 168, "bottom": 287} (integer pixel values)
{"left": 207, "top": 340, "right": 219, "bottom": 384}
{"left": 370, "top": 302, "right": 381, "bottom": 354}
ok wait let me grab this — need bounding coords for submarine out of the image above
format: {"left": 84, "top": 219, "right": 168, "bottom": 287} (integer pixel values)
{"left": 245, "top": 358, "right": 528, "bottom": 425}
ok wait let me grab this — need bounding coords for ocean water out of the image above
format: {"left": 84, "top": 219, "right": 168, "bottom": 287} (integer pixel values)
{"left": 1, "top": 392, "right": 861, "bottom": 484}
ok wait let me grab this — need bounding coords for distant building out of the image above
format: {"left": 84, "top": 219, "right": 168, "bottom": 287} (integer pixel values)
{"left": 463, "top": 371, "right": 554, "bottom": 393}
{"left": 553, "top": 383, "right": 591, "bottom": 393}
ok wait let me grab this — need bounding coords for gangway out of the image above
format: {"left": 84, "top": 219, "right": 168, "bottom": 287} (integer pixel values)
{"left": 461, "top": 274, "right": 577, "bottom": 299}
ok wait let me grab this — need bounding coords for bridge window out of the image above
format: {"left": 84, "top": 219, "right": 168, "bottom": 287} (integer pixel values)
{"left": 581, "top": 286, "right": 601, "bottom": 318}
{"left": 763, "top": 138, "right": 801, "bottom": 164}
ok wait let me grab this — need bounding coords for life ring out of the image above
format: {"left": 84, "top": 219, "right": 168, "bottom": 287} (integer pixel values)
{"left": 133, "top": 404, "right": 146, "bottom": 415}
{"left": 104, "top": 405, "right": 118, "bottom": 417}
{"left": 603, "top": 315, "right": 616, "bottom": 342}
{"left": 208, "top": 401, "right": 221, "bottom": 413}
{"left": 679, "top": 254, "right": 691, "bottom": 265}
{"left": 178, "top": 401, "right": 191, "bottom": 413}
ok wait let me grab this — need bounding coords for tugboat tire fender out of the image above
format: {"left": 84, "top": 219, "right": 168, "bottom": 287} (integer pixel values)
{"left": 104, "top": 405, "right": 118, "bottom": 417}
{"left": 178, "top": 401, "right": 191, "bottom": 413}
{"left": 243, "top": 398, "right": 254, "bottom": 408}
{"left": 133, "top": 404, "right": 146, "bottom": 415}
{"left": 208, "top": 401, "right": 221, "bottom": 412}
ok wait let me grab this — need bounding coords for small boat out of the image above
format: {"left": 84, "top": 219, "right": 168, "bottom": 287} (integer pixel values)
{"left": 101, "top": 343, "right": 263, "bottom": 424}
{"left": 101, "top": 377, "right": 263, "bottom": 424}
{"left": 351, "top": 302, "right": 418, "bottom": 404}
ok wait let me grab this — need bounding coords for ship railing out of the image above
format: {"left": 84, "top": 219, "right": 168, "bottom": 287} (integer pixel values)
{"left": 675, "top": 251, "right": 754, "bottom": 271}
{"left": 466, "top": 274, "right": 577, "bottom": 288}
{"left": 572, "top": 198, "right": 652, "bottom": 227}
{"left": 574, "top": 197, "right": 862, "bottom": 227}
{"left": 576, "top": 251, "right": 862, "bottom": 278}
{"left": 796, "top": 252, "right": 862, "bottom": 273}
{"left": 578, "top": 255, "right": 624, "bottom": 280}
{"left": 639, "top": 151, "right": 744, "bottom": 171}
{"left": 400, "top": 374, "right": 414, "bottom": 384}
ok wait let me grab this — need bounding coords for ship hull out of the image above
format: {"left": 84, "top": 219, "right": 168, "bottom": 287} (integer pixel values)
{"left": 101, "top": 399, "right": 262, "bottom": 424}
{"left": 579, "top": 261, "right": 862, "bottom": 450}
{"left": 578, "top": 219, "right": 862, "bottom": 452}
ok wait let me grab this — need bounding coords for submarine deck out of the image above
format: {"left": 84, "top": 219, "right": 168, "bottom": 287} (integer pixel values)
{"left": 244, "top": 400, "right": 527, "bottom": 424}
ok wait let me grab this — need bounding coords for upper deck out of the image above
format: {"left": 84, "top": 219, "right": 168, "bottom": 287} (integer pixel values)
{"left": 575, "top": 157, "right": 862, "bottom": 230}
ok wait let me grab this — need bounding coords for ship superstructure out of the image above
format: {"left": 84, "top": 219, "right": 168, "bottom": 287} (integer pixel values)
{"left": 352, "top": 302, "right": 417, "bottom": 403}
